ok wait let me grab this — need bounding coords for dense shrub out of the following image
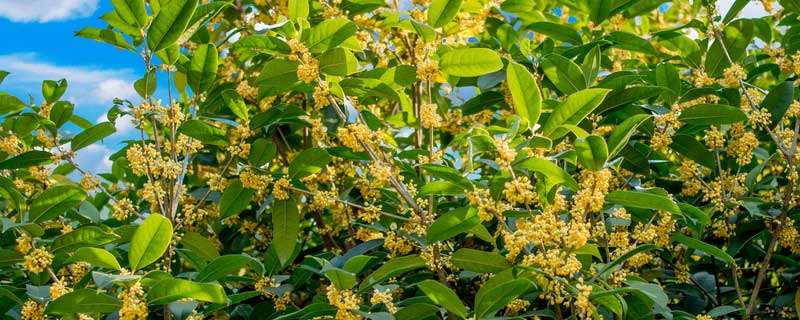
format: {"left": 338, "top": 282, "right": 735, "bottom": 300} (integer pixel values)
{"left": 2, "top": 0, "right": 800, "bottom": 319}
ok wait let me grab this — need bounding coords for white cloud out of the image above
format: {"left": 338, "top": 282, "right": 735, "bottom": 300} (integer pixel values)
{"left": 0, "top": 53, "right": 138, "bottom": 106}
{"left": 716, "top": 0, "right": 772, "bottom": 19}
{"left": 0, "top": 0, "right": 99, "bottom": 22}
{"left": 97, "top": 113, "right": 137, "bottom": 136}
{"left": 74, "top": 143, "right": 114, "bottom": 174}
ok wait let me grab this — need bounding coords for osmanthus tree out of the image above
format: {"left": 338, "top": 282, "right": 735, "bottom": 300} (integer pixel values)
{"left": 2, "top": 0, "right": 800, "bottom": 318}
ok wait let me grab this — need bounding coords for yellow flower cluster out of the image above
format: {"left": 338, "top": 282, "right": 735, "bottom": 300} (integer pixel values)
{"left": 691, "top": 69, "right": 715, "bottom": 87}
{"left": 704, "top": 125, "right": 725, "bottom": 150}
{"left": 240, "top": 169, "right": 271, "bottom": 195}
{"left": 288, "top": 39, "right": 319, "bottom": 84}
{"left": 573, "top": 281, "right": 595, "bottom": 319}
{"left": 21, "top": 300, "right": 44, "bottom": 320}
{"left": 118, "top": 282, "right": 148, "bottom": 320}
{"left": 383, "top": 231, "right": 413, "bottom": 257}
{"left": 80, "top": 174, "right": 100, "bottom": 190}
{"left": 419, "top": 103, "right": 441, "bottom": 129}
{"left": 494, "top": 137, "right": 517, "bottom": 169}
{"left": 502, "top": 176, "right": 537, "bottom": 205}
{"left": 467, "top": 188, "right": 508, "bottom": 221}
{"left": 726, "top": 123, "right": 758, "bottom": 165}
{"left": 337, "top": 123, "right": 373, "bottom": 152}
{"left": 504, "top": 298, "right": 529, "bottom": 315}
{"left": 16, "top": 233, "right": 32, "bottom": 254}
{"left": 112, "top": 198, "right": 136, "bottom": 220}
{"left": 416, "top": 58, "right": 439, "bottom": 82}
{"left": 49, "top": 281, "right": 71, "bottom": 299}
{"left": 23, "top": 248, "right": 53, "bottom": 274}
{"left": 721, "top": 64, "right": 745, "bottom": 87}
{"left": 326, "top": 284, "right": 363, "bottom": 320}
{"left": 227, "top": 123, "right": 254, "bottom": 158}
{"left": 272, "top": 177, "right": 291, "bottom": 200}
{"left": 0, "top": 134, "right": 23, "bottom": 155}
{"left": 572, "top": 169, "right": 612, "bottom": 217}
{"left": 370, "top": 288, "right": 397, "bottom": 314}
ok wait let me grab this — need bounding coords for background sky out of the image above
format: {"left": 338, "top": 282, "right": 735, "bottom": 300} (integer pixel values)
{"left": 0, "top": 0, "right": 768, "bottom": 173}
{"left": 0, "top": 0, "right": 145, "bottom": 174}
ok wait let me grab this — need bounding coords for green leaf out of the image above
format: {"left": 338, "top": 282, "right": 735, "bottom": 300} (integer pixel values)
{"left": 0, "top": 150, "right": 52, "bottom": 170}
{"left": 678, "top": 202, "right": 711, "bottom": 226}
{"left": 528, "top": 21, "right": 582, "bottom": 44}
{"left": 671, "top": 233, "right": 736, "bottom": 265}
{"left": 46, "top": 289, "right": 121, "bottom": 315}
{"left": 541, "top": 88, "right": 610, "bottom": 138}
{"left": 75, "top": 27, "right": 134, "bottom": 50}
{"left": 582, "top": 46, "right": 601, "bottom": 86}
{"left": 219, "top": 180, "right": 254, "bottom": 218}
{"left": 420, "top": 164, "right": 471, "bottom": 190}
{"left": 607, "top": 31, "right": 658, "bottom": 56}
{"left": 439, "top": 48, "right": 503, "bottom": 77}
{"left": 180, "top": 231, "right": 219, "bottom": 262}
{"left": 42, "top": 79, "right": 68, "bottom": 103}
{"left": 129, "top": 214, "right": 173, "bottom": 271}
{"left": 66, "top": 247, "right": 121, "bottom": 270}
{"left": 221, "top": 89, "right": 249, "bottom": 120}
{"left": 147, "top": 278, "right": 228, "bottom": 305}
{"left": 762, "top": 81, "right": 795, "bottom": 125}
{"left": 289, "top": 148, "right": 331, "bottom": 179}
{"left": 514, "top": 157, "right": 580, "bottom": 190}
{"left": 605, "top": 190, "right": 681, "bottom": 214}
{"left": 51, "top": 226, "right": 119, "bottom": 253}
{"left": 722, "top": 0, "right": 749, "bottom": 23}
{"left": 360, "top": 255, "right": 426, "bottom": 291}
{"left": 302, "top": 18, "right": 357, "bottom": 53}
{"left": 506, "top": 61, "right": 542, "bottom": 127}
{"left": 417, "top": 280, "right": 467, "bottom": 318}
{"left": 427, "top": 207, "right": 479, "bottom": 243}
{"left": 678, "top": 104, "right": 747, "bottom": 125}
{"left": 420, "top": 180, "right": 464, "bottom": 196}
{"left": 575, "top": 135, "right": 608, "bottom": 171}
{"left": 195, "top": 254, "right": 265, "bottom": 282}
{"left": 591, "top": 244, "right": 658, "bottom": 281}
{"left": 178, "top": 119, "right": 227, "bottom": 145}
{"left": 474, "top": 278, "right": 533, "bottom": 318}
{"left": 176, "top": 1, "right": 231, "bottom": 45}
{"left": 607, "top": 114, "right": 650, "bottom": 157}
{"left": 50, "top": 101, "right": 74, "bottom": 128}
{"left": 427, "top": 0, "right": 462, "bottom": 28}
{"left": 257, "top": 59, "right": 300, "bottom": 96}
{"left": 29, "top": 185, "right": 86, "bottom": 223}
{"left": 71, "top": 122, "right": 116, "bottom": 151}
{"left": 541, "top": 54, "right": 586, "bottom": 94}
{"left": 0, "top": 177, "right": 26, "bottom": 211}
{"left": 323, "top": 266, "right": 356, "bottom": 290}
{"left": 112, "top": 0, "right": 147, "bottom": 26}
{"left": 188, "top": 43, "right": 219, "bottom": 94}
{"left": 705, "top": 19, "right": 754, "bottom": 77}
{"left": 147, "top": 0, "right": 199, "bottom": 52}
{"left": 288, "top": 0, "right": 310, "bottom": 20}
{"left": 134, "top": 69, "right": 157, "bottom": 99}
{"left": 272, "top": 198, "right": 300, "bottom": 266}
{"left": 670, "top": 134, "right": 716, "bottom": 168}
{"left": 319, "top": 48, "right": 358, "bottom": 76}
{"left": 231, "top": 35, "right": 291, "bottom": 59}
{"left": 0, "top": 93, "right": 26, "bottom": 115}
{"left": 248, "top": 138, "right": 277, "bottom": 166}
{"left": 451, "top": 248, "right": 510, "bottom": 273}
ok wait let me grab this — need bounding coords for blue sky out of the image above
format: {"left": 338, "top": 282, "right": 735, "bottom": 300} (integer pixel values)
{"left": 0, "top": 0, "right": 144, "bottom": 173}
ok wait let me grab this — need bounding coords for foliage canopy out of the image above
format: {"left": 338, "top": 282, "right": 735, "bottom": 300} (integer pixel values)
{"left": 2, "top": 0, "right": 800, "bottom": 319}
